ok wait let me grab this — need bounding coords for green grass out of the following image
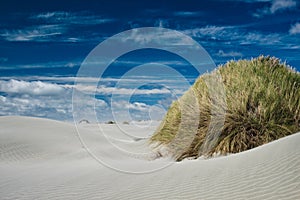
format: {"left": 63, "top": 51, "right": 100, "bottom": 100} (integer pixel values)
{"left": 150, "top": 56, "right": 300, "bottom": 161}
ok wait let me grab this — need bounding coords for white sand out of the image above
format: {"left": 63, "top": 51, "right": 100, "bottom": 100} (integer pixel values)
{"left": 0, "top": 116, "right": 300, "bottom": 199}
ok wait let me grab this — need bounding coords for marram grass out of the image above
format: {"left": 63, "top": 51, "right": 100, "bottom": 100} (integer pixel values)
{"left": 150, "top": 56, "right": 300, "bottom": 161}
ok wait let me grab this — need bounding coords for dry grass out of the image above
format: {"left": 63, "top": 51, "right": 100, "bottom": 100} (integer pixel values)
{"left": 150, "top": 56, "right": 300, "bottom": 161}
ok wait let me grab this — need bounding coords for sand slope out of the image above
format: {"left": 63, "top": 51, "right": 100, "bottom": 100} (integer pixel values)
{"left": 0, "top": 116, "right": 300, "bottom": 200}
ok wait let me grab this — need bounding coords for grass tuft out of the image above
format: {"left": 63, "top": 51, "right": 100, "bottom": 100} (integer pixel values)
{"left": 150, "top": 56, "right": 300, "bottom": 161}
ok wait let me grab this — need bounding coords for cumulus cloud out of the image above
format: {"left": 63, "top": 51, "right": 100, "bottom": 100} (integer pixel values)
{"left": 0, "top": 78, "right": 165, "bottom": 122}
{"left": 0, "top": 79, "right": 109, "bottom": 122}
{"left": 0, "top": 79, "right": 64, "bottom": 96}
{"left": 0, "top": 93, "right": 73, "bottom": 121}
{"left": 0, "top": 78, "right": 181, "bottom": 122}
{"left": 289, "top": 22, "right": 300, "bottom": 35}
{"left": 253, "top": 0, "right": 297, "bottom": 18}
{"left": 112, "top": 101, "right": 150, "bottom": 111}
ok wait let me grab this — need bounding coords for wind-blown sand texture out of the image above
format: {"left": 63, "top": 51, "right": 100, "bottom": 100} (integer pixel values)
{"left": 1, "top": 116, "right": 300, "bottom": 199}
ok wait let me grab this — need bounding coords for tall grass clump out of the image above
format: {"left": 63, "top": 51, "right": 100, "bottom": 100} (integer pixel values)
{"left": 150, "top": 56, "right": 300, "bottom": 161}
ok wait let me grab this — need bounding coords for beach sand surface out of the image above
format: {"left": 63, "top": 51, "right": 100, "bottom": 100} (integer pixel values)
{"left": 0, "top": 116, "right": 300, "bottom": 200}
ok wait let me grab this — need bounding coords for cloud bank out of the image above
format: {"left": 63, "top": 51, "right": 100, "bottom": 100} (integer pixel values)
{"left": 0, "top": 79, "right": 172, "bottom": 122}
{"left": 0, "top": 79, "right": 64, "bottom": 96}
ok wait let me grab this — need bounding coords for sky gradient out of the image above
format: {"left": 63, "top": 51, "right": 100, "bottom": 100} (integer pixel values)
{"left": 0, "top": 0, "right": 299, "bottom": 122}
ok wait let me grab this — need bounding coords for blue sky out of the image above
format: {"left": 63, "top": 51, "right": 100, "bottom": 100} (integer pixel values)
{"left": 0, "top": 0, "right": 299, "bottom": 122}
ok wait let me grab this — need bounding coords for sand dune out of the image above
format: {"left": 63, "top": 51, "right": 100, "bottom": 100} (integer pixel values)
{"left": 0, "top": 116, "right": 300, "bottom": 199}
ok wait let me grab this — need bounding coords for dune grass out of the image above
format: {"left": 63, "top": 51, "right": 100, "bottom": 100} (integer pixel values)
{"left": 150, "top": 56, "right": 300, "bottom": 161}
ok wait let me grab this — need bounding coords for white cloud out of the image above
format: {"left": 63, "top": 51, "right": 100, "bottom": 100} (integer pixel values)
{"left": 71, "top": 85, "right": 172, "bottom": 95}
{"left": 253, "top": 0, "right": 297, "bottom": 18}
{"left": 242, "top": 32, "right": 281, "bottom": 45}
{"left": 0, "top": 58, "right": 189, "bottom": 71}
{"left": 0, "top": 79, "right": 64, "bottom": 96}
{"left": 34, "top": 12, "right": 60, "bottom": 19}
{"left": 0, "top": 61, "right": 82, "bottom": 70}
{"left": 270, "top": 0, "right": 297, "bottom": 13}
{"left": 110, "top": 101, "right": 168, "bottom": 121}
{"left": 184, "top": 26, "right": 282, "bottom": 46}
{"left": 0, "top": 80, "right": 109, "bottom": 122}
{"left": 0, "top": 25, "right": 66, "bottom": 42}
{"left": 65, "top": 62, "right": 77, "bottom": 68}
{"left": 0, "top": 78, "right": 180, "bottom": 122}
{"left": 289, "top": 22, "right": 300, "bottom": 35}
{"left": 121, "top": 27, "right": 195, "bottom": 46}
{"left": 112, "top": 101, "right": 150, "bottom": 111}
{"left": 184, "top": 24, "right": 300, "bottom": 50}
{"left": 217, "top": 50, "right": 243, "bottom": 57}
{"left": 31, "top": 11, "right": 114, "bottom": 25}
{"left": 0, "top": 12, "right": 113, "bottom": 42}
{"left": 173, "top": 11, "right": 202, "bottom": 17}
{"left": 0, "top": 94, "right": 73, "bottom": 121}
{"left": 184, "top": 26, "right": 228, "bottom": 39}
